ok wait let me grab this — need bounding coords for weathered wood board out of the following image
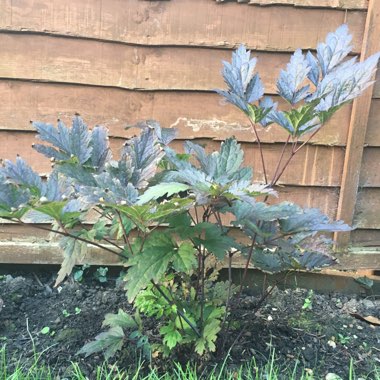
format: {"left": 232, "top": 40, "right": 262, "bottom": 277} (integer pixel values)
{"left": 351, "top": 229, "right": 380, "bottom": 246}
{"left": 354, "top": 188, "right": 380, "bottom": 229}
{"left": 0, "top": 33, "right": 291, "bottom": 93}
{"left": 0, "top": 0, "right": 365, "bottom": 51}
{"left": 0, "top": 80, "right": 351, "bottom": 146}
{"left": 359, "top": 148, "right": 380, "bottom": 187}
{"left": 218, "top": 0, "right": 368, "bottom": 9}
{"left": 0, "top": 240, "right": 378, "bottom": 270}
{"left": 366, "top": 99, "right": 380, "bottom": 146}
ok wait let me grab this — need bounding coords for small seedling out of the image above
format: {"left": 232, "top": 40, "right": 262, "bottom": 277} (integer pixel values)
{"left": 337, "top": 333, "right": 351, "bottom": 345}
{"left": 62, "top": 309, "right": 70, "bottom": 318}
{"left": 75, "top": 307, "right": 81, "bottom": 315}
{"left": 302, "top": 290, "right": 314, "bottom": 311}
{"left": 73, "top": 264, "right": 90, "bottom": 282}
{"left": 94, "top": 267, "right": 108, "bottom": 283}
{"left": 40, "top": 326, "right": 50, "bottom": 335}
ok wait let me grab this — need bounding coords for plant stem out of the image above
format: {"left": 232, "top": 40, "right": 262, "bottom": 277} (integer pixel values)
{"left": 116, "top": 210, "right": 134, "bottom": 255}
{"left": 249, "top": 119, "right": 268, "bottom": 184}
{"left": 221, "top": 251, "right": 234, "bottom": 334}
{"left": 238, "top": 237, "right": 256, "bottom": 298}
{"left": 271, "top": 128, "right": 321, "bottom": 186}
{"left": 13, "top": 219, "right": 126, "bottom": 260}
{"left": 151, "top": 281, "right": 201, "bottom": 338}
{"left": 271, "top": 135, "right": 291, "bottom": 186}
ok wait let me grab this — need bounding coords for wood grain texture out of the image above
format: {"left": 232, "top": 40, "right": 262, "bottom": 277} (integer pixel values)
{"left": 217, "top": 0, "right": 368, "bottom": 9}
{"left": 0, "top": 131, "right": 345, "bottom": 186}
{"left": 0, "top": 0, "right": 365, "bottom": 52}
{"left": 335, "top": 0, "right": 380, "bottom": 245}
{"left": 0, "top": 240, "right": 378, "bottom": 269}
{"left": 374, "top": 68, "right": 380, "bottom": 98}
{"left": 0, "top": 33, "right": 292, "bottom": 93}
{"left": 354, "top": 188, "right": 380, "bottom": 229}
{"left": 359, "top": 148, "right": 380, "bottom": 187}
{"left": 366, "top": 99, "right": 380, "bottom": 146}
{"left": 351, "top": 229, "right": 380, "bottom": 246}
{"left": 0, "top": 80, "right": 351, "bottom": 146}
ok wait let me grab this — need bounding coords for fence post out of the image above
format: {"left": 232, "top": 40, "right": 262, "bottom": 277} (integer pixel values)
{"left": 335, "top": 0, "right": 380, "bottom": 247}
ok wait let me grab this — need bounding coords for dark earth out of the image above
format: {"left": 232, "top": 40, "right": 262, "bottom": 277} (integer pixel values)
{"left": 0, "top": 268, "right": 379, "bottom": 379}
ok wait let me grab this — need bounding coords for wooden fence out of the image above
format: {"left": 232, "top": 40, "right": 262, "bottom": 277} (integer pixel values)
{"left": 0, "top": 0, "right": 379, "bottom": 269}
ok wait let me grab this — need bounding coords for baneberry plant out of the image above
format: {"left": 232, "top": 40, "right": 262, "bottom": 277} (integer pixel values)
{"left": 0, "top": 25, "right": 378, "bottom": 359}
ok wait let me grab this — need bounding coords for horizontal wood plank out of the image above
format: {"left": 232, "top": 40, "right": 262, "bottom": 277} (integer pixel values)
{"left": 0, "top": 0, "right": 365, "bottom": 52}
{"left": 351, "top": 229, "right": 380, "bottom": 246}
{"left": 0, "top": 80, "right": 351, "bottom": 145}
{"left": 366, "top": 99, "right": 380, "bottom": 146}
{"left": 0, "top": 33, "right": 295, "bottom": 93}
{"left": 218, "top": 0, "right": 368, "bottom": 9}
{"left": 359, "top": 148, "right": 380, "bottom": 187}
{"left": 0, "top": 131, "right": 345, "bottom": 186}
{"left": 354, "top": 188, "right": 380, "bottom": 229}
{"left": 0, "top": 240, "right": 378, "bottom": 270}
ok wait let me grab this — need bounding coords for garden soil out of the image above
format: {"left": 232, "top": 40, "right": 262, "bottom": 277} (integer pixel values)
{"left": 0, "top": 269, "right": 379, "bottom": 379}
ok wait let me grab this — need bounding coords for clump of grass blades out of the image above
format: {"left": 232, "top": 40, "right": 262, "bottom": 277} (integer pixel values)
{"left": 1, "top": 345, "right": 379, "bottom": 380}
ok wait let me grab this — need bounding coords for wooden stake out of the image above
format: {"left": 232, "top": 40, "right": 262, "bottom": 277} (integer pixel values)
{"left": 335, "top": 0, "right": 380, "bottom": 247}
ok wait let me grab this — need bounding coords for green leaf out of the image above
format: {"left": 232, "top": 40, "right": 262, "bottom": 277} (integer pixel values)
{"left": 284, "top": 103, "right": 318, "bottom": 137}
{"left": 251, "top": 248, "right": 293, "bottom": 274}
{"left": 194, "top": 318, "right": 221, "bottom": 355}
{"left": 102, "top": 309, "right": 137, "bottom": 329}
{"left": 193, "top": 223, "right": 236, "bottom": 260}
{"left": 167, "top": 213, "right": 193, "bottom": 239}
{"left": 77, "top": 327, "right": 125, "bottom": 359}
{"left": 215, "top": 138, "right": 244, "bottom": 180}
{"left": 124, "top": 233, "right": 176, "bottom": 301}
{"left": 34, "top": 201, "right": 67, "bottom": 220}
{"left": 34, "top": 201, "right": 81, "bottom": 226}
{"left": 55, "top": 236, "right": 88, "bottom": 286}
{"left": 138, "top": 182, "right": 190, "bottom": 204}
{"left": 0, "top": 206, "right": 29, "bottom": 219}
{"left": 160, "top": 323, "right": 182, "bottom": 350}
{"left": 92, "top": 220, "right": 108, "bottom": 240}
{"left": 40, "top": 326, "right": 50, "bottom": 335}
{"left": 172, "top": 242, "right": 197, "bottom": 272}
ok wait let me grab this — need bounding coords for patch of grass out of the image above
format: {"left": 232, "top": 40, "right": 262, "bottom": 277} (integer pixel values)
{"left": 1, "top": 345, "right": 379, "bottom": 380}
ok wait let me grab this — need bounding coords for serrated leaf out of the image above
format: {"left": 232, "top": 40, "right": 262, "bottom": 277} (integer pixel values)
{"left": 195, "top": 317, "right": 221, "bottom": 355}
{"left": 33, "top": 117, "right": 92, "bottom": 164}
{"left": 55, "top": 236, "right": 88, "bottom": 286}
{"left": 132, "top": 120, "right": 177, "bottom": 145}
{"left": 279, "top": 208, "right": 351, "bottom": 234}
{"left": 193, "top": 223, "right": 236, "bottom": 260}
{"left": 1, "top": 157, "right": 42, "bottom": 189}
{"left": 251, "top": 248, "right": 293, "bottom": 274}
{"left": 138, "top": 182, "right": 190, "bottom": 204}
{"left": 172, "top": 242, "right": 197, "bottom": 272}
{"left": 316, "top": 24, "right": 352, "bottom": 77}
{"left": 124, "top": 233, "right": 176, "bottom": 301}
{"left": 294, "top": 250, "right": 337, "bottom": 270}
{"left": 160, "top": 323, "right": 182, "bottom": 350}
{"left": 102, "top": 309, "right": 137, "bottom": 329}
{"left": 216, "top": 45, "right": 264, "bottom": 113}
{"left": 77, "top": 327, "right": 125, "bottom": 359}
{"left": 90, "top": 126, "right": 112, "bottom": 170}
{"left": 277, "top": 49, "right": 310, "bottom": 104}
{"left": 122, "top": 127, "right": 164, "bottom": 188}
